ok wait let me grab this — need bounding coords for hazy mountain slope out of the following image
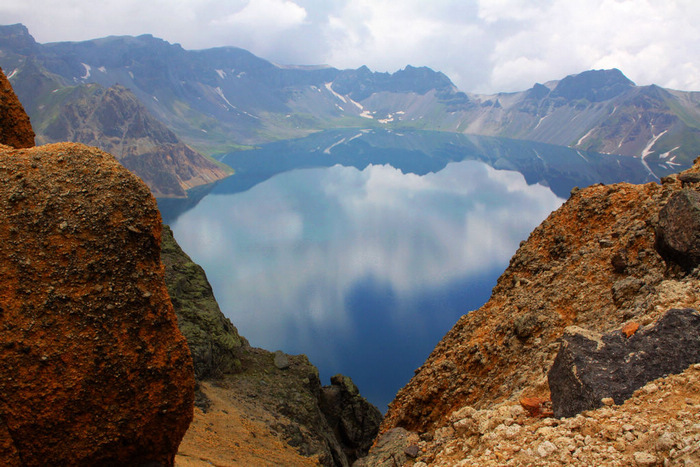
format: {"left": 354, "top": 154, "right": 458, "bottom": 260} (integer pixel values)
{"left": 2, "top": 23, "right": 698, "bottom": 177}
{"left": 34, "top": 82, "right": 229, "bottom": 197}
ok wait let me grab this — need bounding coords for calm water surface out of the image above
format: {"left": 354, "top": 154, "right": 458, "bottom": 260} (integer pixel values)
{"left": 169, "top": 158, "right": 564, "bottom": 410}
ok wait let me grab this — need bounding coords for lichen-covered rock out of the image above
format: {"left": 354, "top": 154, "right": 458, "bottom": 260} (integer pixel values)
{"left": 0, "top": 143, "right": 194, "bottom": 465}
{"left": 319, "top": 374, "right": 382, "bottom": 463}
{"left": 0, "top": 66, "right": 34, "bottom": 148}
{"left": 548, "top": 308, "right": 700, "bottom": 418}
{"left": 161, "top": 224, "right": 246, "bottom": 380}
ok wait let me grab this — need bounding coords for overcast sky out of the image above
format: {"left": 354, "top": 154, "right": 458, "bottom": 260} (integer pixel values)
{"left": 2, "top": 0, "right": 699, "bottom": 93}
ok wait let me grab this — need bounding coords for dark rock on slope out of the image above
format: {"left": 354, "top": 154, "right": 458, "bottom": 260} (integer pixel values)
{"left": 0, "top": 66, "right": 34, "bottom": 147}
{"left": 160, "top": 224, "right": 247, "bottom": 380}
{"left": 548, "top": 308, "right": 700, "bottom": 418}
{"left": 319, "top": 374, "right": 383, "bottom": 463}
{"left": 656, "top": 189, "right": 700, "bottom": 271}
{"left": 0, "top": 142, "right": 194, "bottom": 466}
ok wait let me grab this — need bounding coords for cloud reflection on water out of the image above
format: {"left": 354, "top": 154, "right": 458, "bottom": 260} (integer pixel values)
{"left": 171, "top": 160, "right": 563, "bottom": 409}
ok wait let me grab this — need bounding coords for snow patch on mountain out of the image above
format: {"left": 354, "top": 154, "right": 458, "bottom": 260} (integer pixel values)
{"left": 325, "top": 82, "right": 347, "bottom": 104}
{"left": 81, "top": 63, "right": 91, "bottom": 80}
{"left": 323, "top": 137, "right": 346, "bottom": 154}
{"left": 577, "top": 128, "right": 595, "bottom": 146}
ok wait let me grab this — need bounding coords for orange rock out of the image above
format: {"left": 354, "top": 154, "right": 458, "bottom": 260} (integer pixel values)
{"left": 520, "top": 396, "right": 551, "bottom": 417}
{"left": 0, "top": 143, "right": 194, "bottom": 466}
{"left": 0, "top": 66, "right": 34, "bottom": 148}
{"left": 621, "top": 322, "right": 640, "bottom": 338}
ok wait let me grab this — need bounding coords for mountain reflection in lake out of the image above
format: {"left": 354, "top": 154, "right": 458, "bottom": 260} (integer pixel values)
{"left": 169, "top": 159, "right": 564, "bottom": 410}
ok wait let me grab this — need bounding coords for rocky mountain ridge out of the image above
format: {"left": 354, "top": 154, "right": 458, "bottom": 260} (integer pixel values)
{"left": 36, "top": 82, "right": 230, "bottom": 198}
{"left": 0, "top": 25, "right": 230, "bottom": 198}
{"left": 2, "top": 24, "right": 698, "bottom": 179}
{"left": 362, "top": 157, "right": 700, "bottom": 465}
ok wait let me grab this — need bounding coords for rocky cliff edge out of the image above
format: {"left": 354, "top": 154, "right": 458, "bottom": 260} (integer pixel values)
{"left": 0, "top": 65, "right": 34, "bottom": 148}
{"left": 372, "top": 159, "right": 700, "bottom": 465}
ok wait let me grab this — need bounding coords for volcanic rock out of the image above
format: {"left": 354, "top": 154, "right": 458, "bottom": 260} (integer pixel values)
{"left": 655, "top": 188, "right": 700, "bottom": 270}
{"left": 39, "top": 84, "right": 230, "bottom": 198}
{"left": 0, "top": 66, "right": 34, "bottom": 148}
{"left": 0, "top": 142, "right": 194, "bottom": 465}
{"left": 319, "top": 374, "right": 382, "bottom": 463}
{"left": 548, "top": 308, "right": 700, "bottom": 418}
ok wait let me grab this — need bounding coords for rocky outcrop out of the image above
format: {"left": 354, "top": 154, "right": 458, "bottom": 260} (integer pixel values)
{"left": 319, "top": 374, "right": 383, "bottom": 463}
{"left": 373, "top": 159, "right": 700, "bottom": 464}
{"left": 161, "top": 224, "right": 247, "bottom": 380}
{"left": 353, "top": 427, "right": 421, "bottom": 467}
{"left": 0, "top": 66, "right": 34, "bottom": 148}
{"left": 161, "top": 226, "right": 380, "bottom": 466}
{"left": 548, "top": 308, "right": 700, "bottom": 418}
{"left": 0, "top": 142, "right": 194, "bottom": 465}
{"left": 655, "top": 189, "right": 700, "bottom": 271}
{"left": 177, "top": 346, "right": 380, "bottom": 467}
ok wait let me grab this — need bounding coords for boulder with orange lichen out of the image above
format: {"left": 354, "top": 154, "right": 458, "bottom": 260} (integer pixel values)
{"left": 0, "top": 66, "right": 34, "bottom": 148}
{"left": 0, "top": 142, "right": 194, "bottom": 466}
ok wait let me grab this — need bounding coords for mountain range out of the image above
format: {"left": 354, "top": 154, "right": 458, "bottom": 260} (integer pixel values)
{"left": 1, "top": 22, "right": 700, "bottom": 195}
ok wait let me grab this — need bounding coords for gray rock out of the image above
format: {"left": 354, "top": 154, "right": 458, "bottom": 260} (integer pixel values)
{"left": 274, "top": 350, "right": 290, "bottom": 370}
{"left": 353, "top": 428, "right": 420, "bottom": 467}
{"left": 319, "top": 374, "right": 382, "bottom": 464}
{"left": 548, "top": 308, "right": 700, "bottom": 418}
{"left": 679, "top": 172, "right": 700, "bottom": 184}
{"left": 655, "top": 189, "right": 700, "bottom": 270}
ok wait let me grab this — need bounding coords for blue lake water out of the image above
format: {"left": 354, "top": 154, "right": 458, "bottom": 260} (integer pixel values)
{"left": 162, "top": 129, "right": 656, "bottom": 411}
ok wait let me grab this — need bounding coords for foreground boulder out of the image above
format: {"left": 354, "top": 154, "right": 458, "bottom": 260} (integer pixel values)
{"left": 0, "top": 66, "right": 34, "bottom": 148}
{"left": 0, "top": 143, "right": 194, "bottom": 465}
{"left": 548, "top": 308, "right": 700, "bottom": 418}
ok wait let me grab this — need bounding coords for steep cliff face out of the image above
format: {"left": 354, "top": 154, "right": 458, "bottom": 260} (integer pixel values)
{"left": 0, "top": 66, "right": 34, "bottom": 148}
{"left": 0, "top": 142, "right": 194, "bottom": 465}
{"left": 161, "top": 224, "right": 247, "bottom": 379}
{"left": 380, "top": 160, "right": 699, "bottom": 443}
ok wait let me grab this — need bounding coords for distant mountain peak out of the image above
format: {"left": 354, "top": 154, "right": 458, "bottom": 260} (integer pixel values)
{"left": 550, "top": 68, "right": 636, "bottom": 102}
{"left": 0, "top": 23, "right": 38, "bottom": 54}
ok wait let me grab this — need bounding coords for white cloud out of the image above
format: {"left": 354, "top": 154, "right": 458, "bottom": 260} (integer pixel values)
{"left": 213, "top": 0, "right": 307, "bottom": 34}
{"left": 171, "top": 160, "right": 562, "bottom": 350}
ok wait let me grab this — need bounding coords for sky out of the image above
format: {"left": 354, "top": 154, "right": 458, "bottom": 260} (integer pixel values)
{"left": 1, "top": 0, "right": 699, "bottom": 94}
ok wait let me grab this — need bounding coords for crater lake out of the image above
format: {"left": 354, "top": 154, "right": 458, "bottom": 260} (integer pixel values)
{"left": 160, "top": 129, "right": 659, "bottom": 410}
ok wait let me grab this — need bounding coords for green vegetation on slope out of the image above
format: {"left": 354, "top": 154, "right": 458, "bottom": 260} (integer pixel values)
{"left": 161, "top": 224, "right": 247, "bottom": 379}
